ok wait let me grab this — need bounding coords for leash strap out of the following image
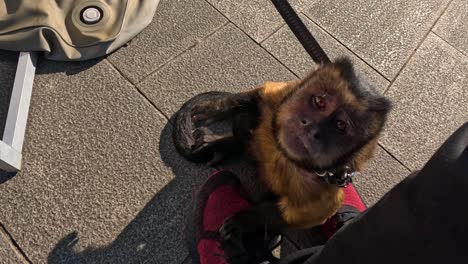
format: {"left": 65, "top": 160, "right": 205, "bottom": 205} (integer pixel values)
{"left": 270, "top": 0, "right": 331, "bottom": 64}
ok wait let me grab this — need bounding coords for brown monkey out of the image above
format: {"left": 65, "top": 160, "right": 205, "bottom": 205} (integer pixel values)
{"left": 173, "top": 57, "right": 391, "bottom": 243}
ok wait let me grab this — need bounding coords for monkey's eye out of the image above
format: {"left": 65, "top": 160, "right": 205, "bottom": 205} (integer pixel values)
{"left": 313, "top": 96, "right": 326, "bottom": 109}
{"left": 336, "top": 120, "right": 347, "bottom": 131}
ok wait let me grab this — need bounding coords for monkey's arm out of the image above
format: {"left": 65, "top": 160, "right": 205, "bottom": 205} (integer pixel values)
{"left": 219, "top": 202, "right": 286, "bottom": 264}
{"left": 190, "top": 80, "right": 299, "bottom": 150}
{"left": 173, "top": 81, "right": 297, "bottom": 164}
{"left": 220, "top": 202, "right": 286, "bottom": 236}
{"left": 186, "top": 87, "right": 265, "bottom": 164}
{"left": 190, "top": 88, "right": 262, "bottom": 126}
{"left": 191, "top": 79, "right": 299, "bottom": 125}
{"left": 220, "top": 194, "right": 341, "bottom": 240}
{"left": 173, "top": 89, "right": 262, "bottom": 164}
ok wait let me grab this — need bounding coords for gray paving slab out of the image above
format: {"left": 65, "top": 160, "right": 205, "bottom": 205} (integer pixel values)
{"left": 353, "top": 146, "right": 410, "bottom": 206}
{"left": 304, "top": 0, "right": 450, "bottom": 79}
{"left": 0, "top": 228, "right": 25, "bottom": 264}
{"left": 0, "top": 51, "right": 17, "bottom": 139}
{"left": 0, "top": 58, "right": 211, "bottom": 263}
{"left": 433, "top": 0, "right": 468, "bottom": 55}
{"left": 262, "top": 14, "right": 389, "bottom": 93}
{"left": 138, "top": 23, "right": 296, "bottom": 118}
{"left": 108, "top": 0, "right": 226, "bottom": 84}
{"left": 206, "top": 0, "right": 318, "bottom": 43}
{"left": 380, "top": 33, "right": 468, "bottom": 171}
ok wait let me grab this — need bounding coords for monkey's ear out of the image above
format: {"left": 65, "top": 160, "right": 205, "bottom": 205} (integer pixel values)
{"left": 369, "top": 96, "right": 392, "bottom": 114}
{"left": 334, "top": 57, "right": 355, "bottom": 81}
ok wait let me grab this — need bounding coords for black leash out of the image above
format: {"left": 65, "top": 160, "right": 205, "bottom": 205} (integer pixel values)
{"left": 270, "top": 0, "right": 331, "bottom": 64}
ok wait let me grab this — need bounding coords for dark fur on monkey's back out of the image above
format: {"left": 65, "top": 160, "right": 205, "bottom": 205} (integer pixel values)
{"left": 173, "top": 57, "right": 391, "bottom": 229}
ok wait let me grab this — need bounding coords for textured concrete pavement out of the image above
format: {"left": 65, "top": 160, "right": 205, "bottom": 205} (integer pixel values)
{"left": 0, "top": 227, "right": 27, "bottom": 264}
{"left": 0, "top": 51, "right": 16, "bottom": 140}
{"left": 0, "top": 0, "right": 467, "bottom": 262}
{"left": 381, "top": 33, "right": 468, "bottom": 170}
{"left": 138, "top": 23, "right": 295, "bottom": 117}
{"left": 0, "top": 58, "right": 211, "bottom": 263}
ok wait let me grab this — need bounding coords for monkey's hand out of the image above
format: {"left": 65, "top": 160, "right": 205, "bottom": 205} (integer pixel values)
{"left": 191, "top": 127, "right": 233, "bottom": 165}
{"left": 219, "top": 210, "right": 281, "bottom": 264}
{"left": 192, "top": 127, "right": 226, "bottom": 152}
{"left": 191, "top": 98, "right": 235, "bottom": 127}
{"left": 220, "top": 217, "right": 269, "bottom": 264}
{"left": 190, "top": 89, "right": 260, "bottom": 128}
{"left": 219, "top": 216, "right": 251, "bottom": 264}
{"left": 191, "top": 102, "right": 216, "bottom": 127}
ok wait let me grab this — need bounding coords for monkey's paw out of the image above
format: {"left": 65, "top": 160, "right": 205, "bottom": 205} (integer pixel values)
{"left": 192, "top": 128, "right": 222, "bottom": 152}
{"left": 191, "top": 127, "right": 229, "bottom": 166}
{"left": 219, "top": 216, "right": 250, "bottom": 264}
{"left": 191, "top": 102, "right": 220, "bottom": 127}
{"left": 220, "top": 216, "right": 244, "bottom": 241}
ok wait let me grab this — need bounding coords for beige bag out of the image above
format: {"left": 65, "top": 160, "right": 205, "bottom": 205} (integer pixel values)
{"left": 0, "top": 0, "right": 160, "bottom": 61}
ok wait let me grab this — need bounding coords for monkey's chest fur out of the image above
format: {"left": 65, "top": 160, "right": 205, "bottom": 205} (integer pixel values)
{"left": 249, "top": 84, "right": 344, "bottom": 228}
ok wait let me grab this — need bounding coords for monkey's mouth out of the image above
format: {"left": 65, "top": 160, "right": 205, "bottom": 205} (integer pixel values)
{"left": 281, "top": 132, "right": 327, "bottom": 167}
{"left": 291, "top": 131, "right": 346, "bottom": 170}
{"left": 298, "top": 134, "right": 322, "bottom": 155}
{"left": 279, "top": 131, "right": 309, "bottom": 158}
{"left": 277, "top": 123, "right": 339, "bottom": 170}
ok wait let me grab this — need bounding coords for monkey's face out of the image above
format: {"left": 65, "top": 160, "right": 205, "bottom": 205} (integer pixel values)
{"left": 276, "top": 88, "right": 357, "bottom": 169}
{"left": 274, "top": 58, "right": 391, "bottom": 171}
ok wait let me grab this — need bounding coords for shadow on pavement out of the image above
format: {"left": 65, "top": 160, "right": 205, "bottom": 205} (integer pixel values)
{"left": 35, "top": 57, "right": 102, "bottom": 76}
{"left": 45, "top": 111, "right": 327, "bottom": 263}
{"left": 0, "top": 171, "right": 16, "bottom": 184}
{"left": 47, "top": 120, "right": 213, "bottom": 263}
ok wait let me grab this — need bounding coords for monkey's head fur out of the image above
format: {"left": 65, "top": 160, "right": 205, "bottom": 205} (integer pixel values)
{"left": 274, "top": 57, "right": 391, "bottom": 172}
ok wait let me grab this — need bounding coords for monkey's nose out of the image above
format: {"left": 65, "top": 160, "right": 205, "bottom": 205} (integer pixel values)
{"left": 307, "top": 127, "right": 320, "bottom": 140}
{"left": 300, "top": 119, "right": 310, "bottom": 126}
{"left": 300, "top": 119, "right": 321, "bottom": 139}
{"left": 313, "top": 132, "right": 320, "bottom": 140}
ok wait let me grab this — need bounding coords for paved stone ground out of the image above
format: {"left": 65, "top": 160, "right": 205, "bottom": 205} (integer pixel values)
{"left": 0, "top": 0, "right": 467, "bottom": 263}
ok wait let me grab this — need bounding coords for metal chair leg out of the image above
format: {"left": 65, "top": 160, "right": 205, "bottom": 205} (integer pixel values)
{"left": 0, "top": 52, "right": 37, "bottom": 172}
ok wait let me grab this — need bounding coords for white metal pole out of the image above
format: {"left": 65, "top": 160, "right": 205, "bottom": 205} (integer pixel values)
{"left": 0, "top": 52, "right": 37, "bottom": 172}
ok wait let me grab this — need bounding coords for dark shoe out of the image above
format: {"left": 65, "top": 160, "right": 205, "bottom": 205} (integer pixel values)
{"left": 186, "top": 170, "right": 281, "bottom": 264}
{"left": 185, "top": 170, "right": 253, "bottom": 264}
